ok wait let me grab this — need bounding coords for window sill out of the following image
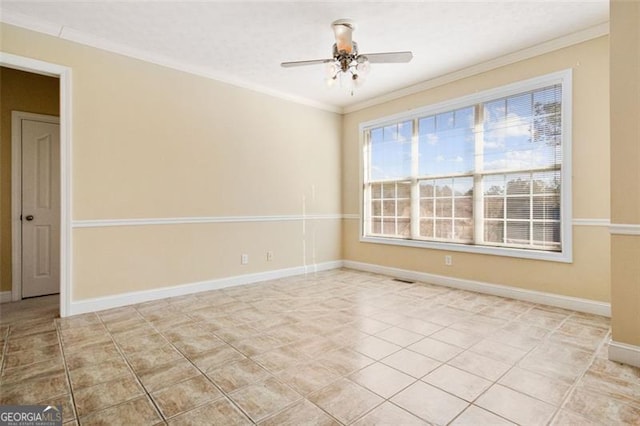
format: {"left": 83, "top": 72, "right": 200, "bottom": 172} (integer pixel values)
{"left": 360, "top": 235, "right": 572, "bottom": 263}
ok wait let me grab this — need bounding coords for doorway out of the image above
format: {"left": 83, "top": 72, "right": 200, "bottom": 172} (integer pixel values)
{"left": 0, "top": 55, "right": 72, "bottom": 317}
{"left": 12, "top": 112, "right": 61, "bottom": 299}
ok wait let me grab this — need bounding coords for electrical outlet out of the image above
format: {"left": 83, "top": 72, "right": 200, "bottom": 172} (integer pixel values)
{"left": 266, "top": 251, "right": 273, "bottom": 261}
{"left": 445, "top": 255, "right": 453, "bottom": 266}
{"left": 241, "top": 254, "right": 249, "bottom": 265}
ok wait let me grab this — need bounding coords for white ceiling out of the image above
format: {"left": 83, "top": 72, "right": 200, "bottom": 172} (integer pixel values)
{"left": 1, "top": 1, "right": 608, "bottom": 111}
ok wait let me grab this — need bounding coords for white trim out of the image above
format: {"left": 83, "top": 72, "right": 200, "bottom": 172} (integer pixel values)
{"left": 71, "top": 214, "right": 344, "bottom": 228}
{"left": 1, "top": 52, "right": 73, "bottom": 318}
{"left": 343, "top": 260, "right": 611, "bottom": 317}
{"left": 11, "top": 112, "right": 60, "bottom": 303}
{"left": 359, "top": 236, "right": 571, "bottom": 263}
{"left": 608, "top": 340, "right": 640, "bottom": 368}
{"left": 0, "top": 291, "right": 13, "bottom": 304}
{"left": 609, "top": 224, "right": 640, "bottom": 236}
{"left": 343, "top": 214, "right": 360, "bottom": 220}
{"left": 0, "top": 9, "right": 340, "bottom": 114}
{"left": 68, "top": 260, "right": 343, "bottom": 316}
{"left": 573, "top": 218, "right": 610, "bottom": 227}
{"left": 344, "top": 23, "right": 609, "bottom": 114}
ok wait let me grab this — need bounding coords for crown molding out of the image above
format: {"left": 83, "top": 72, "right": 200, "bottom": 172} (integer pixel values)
{"left": 342, "top": 22, "right": 610, "bottom": 114}
{"left": 0, "top": 9, "right": 342, "bottom": 114}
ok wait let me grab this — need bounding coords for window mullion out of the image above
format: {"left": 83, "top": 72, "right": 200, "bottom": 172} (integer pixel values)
{"left": 473, "top": 104, "right": 485, "bottom": 244}
{"left": 411, "top": 118, "right": 420, "bottom": 239}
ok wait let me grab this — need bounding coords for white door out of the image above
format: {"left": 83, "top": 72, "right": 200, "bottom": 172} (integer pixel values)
{"left": 21, "top": 118, "right": 60, "bottom": 298}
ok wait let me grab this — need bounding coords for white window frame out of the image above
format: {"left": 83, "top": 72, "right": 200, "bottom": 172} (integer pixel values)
{"left": 359, "top": 70, "right": 573, "bottom": 263}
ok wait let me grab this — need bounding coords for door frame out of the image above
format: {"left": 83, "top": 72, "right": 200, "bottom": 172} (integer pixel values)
{"left": 12, "top": 112, "right": 61, "bottom": 301}
{"left": 2, "top": 52, "right": 72, "bottom": 317}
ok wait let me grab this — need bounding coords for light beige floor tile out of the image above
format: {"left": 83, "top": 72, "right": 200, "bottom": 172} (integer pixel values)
{"left": 3, "top": 343, "right": 61, "bottom": 368}
{"left": 391, "top": 381, "right": 468, "bottom": 425}
{"left": 469, "top": 339, "right": 528, "bottom": 365}
{"left": 475, "top": 384, "right": 556, "bottom": 426}
{"left": 423, "top": 364, "right": 492, "bottom": 402}
{"left": 228, "top": 377, "right": 301, "bottom": 422}
{"left": 430, "top": 328, "right": 482, "bottom": 349}
{"left": 172, "top": 334, "right": 226, "bottom": 357}
{"left": 276, "top": 362, "right": 342, "bottom": 395}
{"left": 408, "top": 337, "right": 464, "bottom": 362}
{"left": 396, "top": 318, "right": 443, "bottom": 336}
{"left": 1, "top": 357, "right": 65, "bottom": 384}
{"left": 6, "top": 330, "right": 58, "bottom": 352}
{"left": 190, "top": 344, "right": 246, "bottom": 372}
{"left": 138, "top": 358, "right": 201, "bottom": 392}
{"left": 352, "top": 317, "right": 393, "bottom": 334}
{"left": 309, "top": 378, "right": 383, "bottom": 424}
{"left": 353, "top": 335, "right": 403, "bottom": 360}
{"left": 74, "top": 375, "right": 144, "bottom": 417}
{"left": 79, "top": 396, "right": 161, "bottom": 425}
{"left": 0, "top": 269, "right": 632, "bottom": 426}
{"left": 564, "top": 386, "right": 640, "bottom": 424}
{"left": 207, "top": 358, "right": 272, "bottom": 393}
{"left": 0, "top": 371, "right": 69, "bottom": 405}
{"left": 381, "top": 349, "right": 441, "bottom": 378}
{"left": 450, "top": 405, "right": 516, "bottom": 425}
{"left": 374, "top": 326, "right": 424, "bottom": 347}
{"left": 125, "top": 343, "right": 185, "bottom": 372}
{"left": 252, "top": 346, "right": 307, "bottom": 373}
{"left": 234, "top": 334, "right": 284, "bottom": 356}
{"left": 69, "top": 357, "right": 132, "bottom": 390}
{"left": 37, "top": 393, "right": 76, "bottom": 422}
{"left": 575, "top": 371, "right": 640, "bottom": 409}
{"left": 352, "top": 401, "right": 429, "bottom": 425}
{"left": 499, "top": 366, "right": 571, "bottom": 405}
{"left": 259, "top": 399, "right": 340, "bottom": 426}
{"left": 349, "top": 362, "right": 416, "bottom": 398}
{"left": 285, "top": 337, "right": 341, "bottom": 359}
{"left": 318, "top": 347, "right": 375, "bottom": 376}
{"left": 151, "top": 375, "right": 223, "bottom": 419}
{"left": 65, "top": 341, "right": 122, "bottom": 370}
{"left": 487, "top": 330, "right": 541, "bottom": 351}
{"left": 168, "top": 397, "right": 252, "bottom": 425}
{"left": 587, "top": 357, "right": 640, "bottom": 384}
{"left": 549, "top": 409, "right": 601, "bottom": 426}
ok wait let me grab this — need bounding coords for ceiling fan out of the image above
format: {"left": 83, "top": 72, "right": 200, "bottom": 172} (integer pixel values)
{"left": 281, "top": 19, "right": 413, "bottom": 93}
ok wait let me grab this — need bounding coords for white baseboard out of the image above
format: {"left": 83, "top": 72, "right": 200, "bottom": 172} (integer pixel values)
{"left": 609, "top": 340, "right": 640, "bottom": 368}
{"left": 68, "top": 261, "right": 343, "bottom": 316}
{"left": 0, "top": 291, "right": 13, "bottom": 303}
{"left": 67, "top": 258, "right": 611, "bottom": 318}
{"left": 343, "top": 260, "right": 611, "bottom": 317}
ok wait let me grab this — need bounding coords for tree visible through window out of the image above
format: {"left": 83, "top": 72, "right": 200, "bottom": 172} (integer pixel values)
{"left": 362, "top": 75, "right": 568, "bottom": 257}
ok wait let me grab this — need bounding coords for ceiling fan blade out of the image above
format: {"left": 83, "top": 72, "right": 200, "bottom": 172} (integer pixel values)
{"left": 281, "top": 59, "right": 333, "bottom": 68}
{"left": 362, "top": 51, "right": 414, "bottom": 63}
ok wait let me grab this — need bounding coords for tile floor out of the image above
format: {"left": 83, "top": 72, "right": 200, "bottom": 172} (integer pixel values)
{"left": 1, "top": 269, "right": 639, "bottom": 425}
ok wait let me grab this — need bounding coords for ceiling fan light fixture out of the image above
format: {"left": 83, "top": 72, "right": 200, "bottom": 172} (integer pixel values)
{"left": 280, "top": 18, "right": 412, "bottom": 96}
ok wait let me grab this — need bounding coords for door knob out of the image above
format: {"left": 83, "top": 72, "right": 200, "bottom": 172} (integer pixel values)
{"left": 25, "top": 215, "right": 34, "bottom": 221}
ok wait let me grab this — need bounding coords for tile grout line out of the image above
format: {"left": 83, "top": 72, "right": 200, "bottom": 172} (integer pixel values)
{"left": 55, "top": 318, "right": 81, "bottom": 424}
{"left": 137, "top": 298, "right": 261, "bottom": 424}
{"left": 94, "top": 312, "right": 166, "bottom": 424}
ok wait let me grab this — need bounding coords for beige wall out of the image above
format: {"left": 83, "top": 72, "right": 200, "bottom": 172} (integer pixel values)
{"left": 342, "top": 36, "right": 611, "bottom": 302}
{"left": 0, "top": 24, "right": 342, "bottom": 301}
{"left": 610, "top": 0, "right": 640, "bottom": 346}
{"left": 0, "top": 67, "right": 59, "bottom": 292}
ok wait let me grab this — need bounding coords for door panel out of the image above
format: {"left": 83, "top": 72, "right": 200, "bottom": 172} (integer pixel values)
{"left": 22, "top": 119, "right": 60, "bottom": 298}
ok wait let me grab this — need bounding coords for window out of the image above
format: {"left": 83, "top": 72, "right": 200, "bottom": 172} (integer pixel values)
{"left": 361, "top": 71, "right": 572, "bottom": 262}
